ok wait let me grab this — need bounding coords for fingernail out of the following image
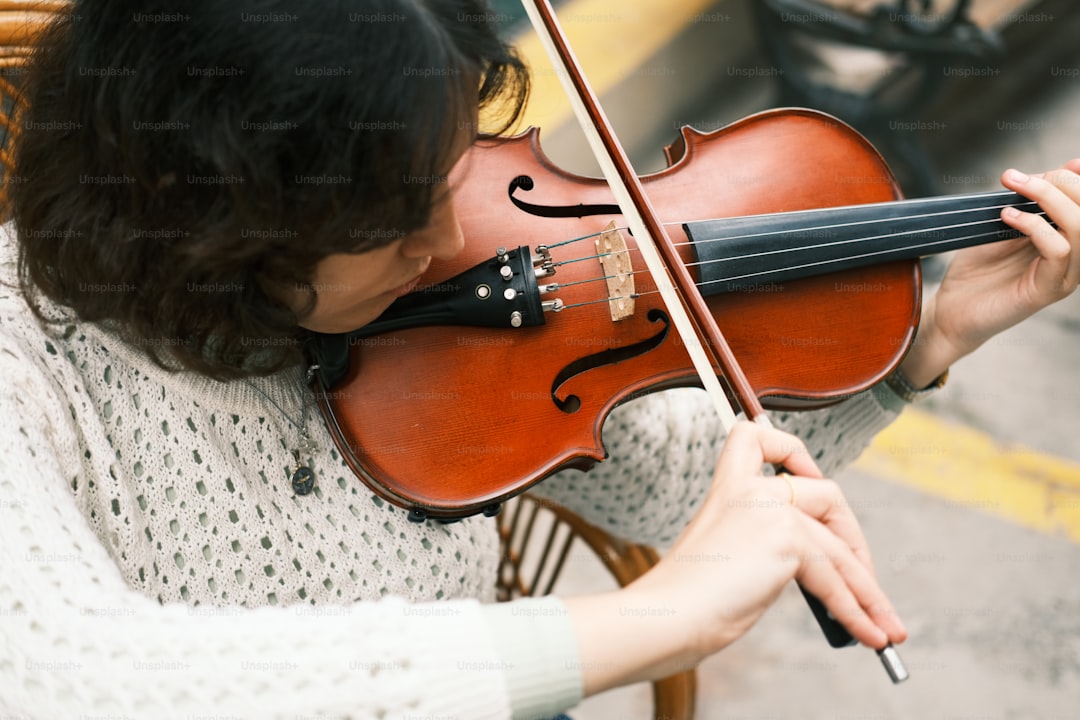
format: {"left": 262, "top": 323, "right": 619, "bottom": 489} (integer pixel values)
{"left": 1008, "top": 169, "right": 1030, "bottom": 183}
{"left": 1003, "top": 206, "right": 1021, "bottom": 219}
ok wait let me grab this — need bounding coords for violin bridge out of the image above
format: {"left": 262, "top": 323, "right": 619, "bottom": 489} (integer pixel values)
{"left": 596, "top": 221, "right": 635, "bottom": 321}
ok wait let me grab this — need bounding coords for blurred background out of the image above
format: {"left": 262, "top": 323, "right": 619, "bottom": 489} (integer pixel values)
{"left": 491, "top": 1, "right": 1080, "bottom": 718}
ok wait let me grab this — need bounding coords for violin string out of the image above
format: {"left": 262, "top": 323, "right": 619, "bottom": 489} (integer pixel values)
{"left": 686, "top": 210, "right": 1051, "bottom": 271}
{"left": 552, "top": 252, "right": 617, "bottom": 268}
{"left": 530, "top": 193, "right": 1049, "bottom": 310}
{"left": 557, "top": 293, "right": 640, "bottom": 311}
{"left": 560, "top": 221, "right": 1044, "bottom": 296}
{"left": 538, "top": 190, "right": 1034, "bottom": 253}
{"left": 555, "top": 221, "right": 1043, "bottom": 312}
{"left": 553, "top": 200, "right": 1044, "bottom": 260}
{"left": 541, "top": 203, "right": 1049, "bottom": 290}
{"left": 695, "top": 227, "right": 1028, "bottom": 287}
{"left": 553, "top": 273, "right": 627, "bottom": 289}
{"left": 682, "top": 202, "right": 1045, "bottom": 253}
{"left": 685, "top": 193, "right": 1039, "bottom": 247}
{"left": 545, "top": 229, "right": 609, "bottom": 249}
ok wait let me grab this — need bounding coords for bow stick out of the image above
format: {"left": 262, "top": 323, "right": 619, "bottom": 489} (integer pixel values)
{"left": 518, "top": 0, "right": 908, "bottom": 684}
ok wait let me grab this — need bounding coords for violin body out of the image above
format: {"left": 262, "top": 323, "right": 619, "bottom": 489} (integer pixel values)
{"left": 315, "top": 108, "right": 920, "bottom": 519}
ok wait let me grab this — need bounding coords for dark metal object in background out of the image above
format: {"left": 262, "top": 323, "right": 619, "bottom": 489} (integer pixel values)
{"left": 754, "top": 0, "right": 1001, "bottom": 197}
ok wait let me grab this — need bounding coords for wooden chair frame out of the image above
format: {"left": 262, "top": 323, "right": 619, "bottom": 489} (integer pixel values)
{"left": 497, "top": 494, "right": 697, "bottom": 719}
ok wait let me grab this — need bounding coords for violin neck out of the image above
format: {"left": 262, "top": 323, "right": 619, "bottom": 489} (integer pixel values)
{"left": 686, "top": 190, "right": 1039, "bottom": 293}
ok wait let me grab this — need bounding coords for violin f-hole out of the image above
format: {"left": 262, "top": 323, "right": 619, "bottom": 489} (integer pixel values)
{"left": 549, "top": 309, "right": 670, "bottom": 413}
{"left": 508, "top": 174, "right": 622, "bottom": 219}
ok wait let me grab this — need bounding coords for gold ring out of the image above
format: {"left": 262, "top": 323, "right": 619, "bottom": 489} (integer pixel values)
{"left": 779, "top": 472, "right": 797, "bottom": 506}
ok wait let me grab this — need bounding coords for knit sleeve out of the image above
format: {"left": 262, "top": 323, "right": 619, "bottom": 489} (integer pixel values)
{"left": 0, "top": 344, "right": 582, "bottom": 719}
{"left": 530, "top": 385, "right": 908, "bottom": 547}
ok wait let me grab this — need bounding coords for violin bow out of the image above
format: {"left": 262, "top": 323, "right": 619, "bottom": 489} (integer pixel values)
{"left": 518, "top": 0, "right": 908, "bottom": 684}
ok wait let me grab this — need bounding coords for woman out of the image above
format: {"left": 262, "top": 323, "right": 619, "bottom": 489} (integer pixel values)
{"left": 1, "top": 1, "right": 1076, "bottom": 718}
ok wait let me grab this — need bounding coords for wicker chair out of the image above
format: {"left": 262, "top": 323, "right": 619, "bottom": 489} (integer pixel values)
{"left": 0, "top": 1, "right": 70, "bottom": 211}
{"left": 0, "top": 4, "right": 697, "bottom": 716}
{"left": 497, "top": 494, "right": 696, "bottom": 719}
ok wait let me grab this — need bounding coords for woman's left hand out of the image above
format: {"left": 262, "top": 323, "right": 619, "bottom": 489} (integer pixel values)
{"left": 899, "top": 158, "right": 1080, "bottom": 388}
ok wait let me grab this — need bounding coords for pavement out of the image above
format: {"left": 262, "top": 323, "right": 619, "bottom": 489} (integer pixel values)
{"left": 507, "top": 1, "right": 1080, "bottom": 717}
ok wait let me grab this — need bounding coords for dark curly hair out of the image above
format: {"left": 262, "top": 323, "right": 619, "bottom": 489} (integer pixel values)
{"left": 11, "top": 0, "right": 528, "bottom": 379}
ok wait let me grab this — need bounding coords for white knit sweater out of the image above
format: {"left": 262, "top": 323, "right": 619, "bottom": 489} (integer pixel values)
{"left": 0, "top": 224, "right": 909, "bottom": 718}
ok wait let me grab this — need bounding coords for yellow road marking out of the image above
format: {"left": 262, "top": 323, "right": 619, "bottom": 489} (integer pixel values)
{"left": 856, "top": 408, "right": 1080, "bottom": 544}
{"left": 512, "top": 0, "right": 718, "bottom": 133}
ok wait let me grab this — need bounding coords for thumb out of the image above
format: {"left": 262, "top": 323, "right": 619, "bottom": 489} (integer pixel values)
{"left": 714, "top": 421, "right": 822, "bottom": 482}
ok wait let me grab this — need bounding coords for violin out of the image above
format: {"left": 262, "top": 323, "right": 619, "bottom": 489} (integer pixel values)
{"left": 308, "top": 108, "right": 1036, "bottom": 521}
{"left": 308, "top": 0, "right": 1045, "bottom": 680}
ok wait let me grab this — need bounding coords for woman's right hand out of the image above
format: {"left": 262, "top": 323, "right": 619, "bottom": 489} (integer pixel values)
{"left": 564, "top": 421, "right": 907, "bottom": 696}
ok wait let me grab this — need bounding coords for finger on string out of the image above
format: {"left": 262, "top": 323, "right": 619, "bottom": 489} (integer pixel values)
{"left": 1003, "top": 169, "right": 1080, "bottom": 243}
{"left": 1001, "top": 171, "right": 1076, "bottom": 289}
{"left": 768, "top": 473, "right": 877, "bottom": 579}
{"left": 1000, "top": 205, "right": 1073, "bottom": 297}
{"left": 1041, "top": 168, "right": 1080, "bottom": 282}
{"left": 1025, "top": 168, "right": 1080, "bottom": 226}
{"left": 1048, "top": 166, "right": 1080, "bottom": 203}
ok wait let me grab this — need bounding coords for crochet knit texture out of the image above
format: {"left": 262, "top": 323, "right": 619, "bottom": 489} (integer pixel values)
{"left": 0, "top": 226, "right": 905, "bottom": 718}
